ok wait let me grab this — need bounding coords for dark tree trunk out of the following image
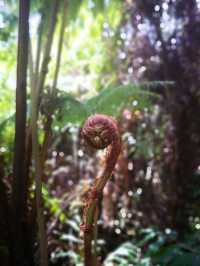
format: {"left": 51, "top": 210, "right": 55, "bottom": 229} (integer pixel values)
{"left": 122, "top": 0, "right": 200, "bottom": 234}
{"left": 171, "top": 95, "right": 200, "bottom": 235}
{"left": 11, "top": 0, "right": 32, "bottom": 265}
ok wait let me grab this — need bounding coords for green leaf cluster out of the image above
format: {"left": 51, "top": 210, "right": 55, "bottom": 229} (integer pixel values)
{"left": 53, "top": 83, "right": 158, "bottom": 128}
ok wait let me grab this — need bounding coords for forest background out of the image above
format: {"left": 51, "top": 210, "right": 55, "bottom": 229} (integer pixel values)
{"left": 0, "top": 0, "right": 200, "bottom": 265}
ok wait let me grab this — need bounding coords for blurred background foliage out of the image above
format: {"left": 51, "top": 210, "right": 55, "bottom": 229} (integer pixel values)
{"left": 1, "top": 0, "right": 200, "bottom": 265}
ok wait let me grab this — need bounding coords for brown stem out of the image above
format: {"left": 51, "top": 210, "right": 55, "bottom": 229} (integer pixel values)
{"left": 11, "top": 0, "right": 30, "bottom": 264}
{"left": 51, "top": 0, "right": 68, "bottom": 95}
{"left": 81, "top": 114, "right": 121, "bottom": 266}
{"left": 28, "top": 35, "right": 48, "bottom": 266}
{"left": 84, "top": 233, "right": 93, "bottom": 266}
{"left": 31, "top": 55, "right": 49, "bottom": 266}
{"left": 41, "top": 0, "right": 68, "bottom": 168}
{"left": 35, "top": 11, "right": 44, "bottom": 81}
{"left": 36, "top": 0, "right": 59, "bottom": 106}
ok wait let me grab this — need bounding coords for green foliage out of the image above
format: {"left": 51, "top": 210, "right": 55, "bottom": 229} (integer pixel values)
{"left": 85, "top": 84, "right": 156, "bottom": 115}
{"left": 137, "top": 228, "right": 200, "bottom": 266}
{"left": 52, "top": 250, "right": 83, "bottom": 266}
{"left": 0, "top": 1, "right": 191, "bottom": 265}
{"left": 91, "top": 0, "right": 105, "bottom": 13}
{"left": 0, "top": 113, "right": 15, "bottom": 150}
{"left": 151, "top": 233, "right": 200, "bottom": 266}
{"left": 67, "top": 0, "right": 82, "bottom": 22}
{"left": 104, "top": 241, "right": 151, "bottom": 266}
{"left": 53, "top": 83, "right": 158, "bottom": 128}
{"left": 54, "top": 0, "right": 122, "bottom": 92}
{"left": 103, "top": 228, "right": 200, "bottom": 266}
{"left": 0, "top": 81, "right": 15, "bottom": 152}
{"left": 54, "top": 93, "right": 89, "bottom": 127}
{"left": 0, "top": 1, "right": 17, "bottom": 42}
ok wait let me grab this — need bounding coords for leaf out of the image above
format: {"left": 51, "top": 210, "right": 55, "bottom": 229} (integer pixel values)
{"left": 60, "top": 234, "right": 82, "bottom": 243}
{"left": 67, "top": 0, "right": 82, "bottom": 22}
{"left": 85, "top": 83, "right": 158, "bottom": 117}
{"left": 53, "top": 93, "right": 89, "bottom": 128}
{"left": 153, "top": 244, "right": 183, "bottom": 265}
{"left": 53, "top": 250, "right": 83, "bottom": 265}
{"left": 0, "top": 113, "right": 15, "bottom": 132}
{"left": 90, "top": 0, "right": 105, "bottom": 14}
{"left": 54, "top": 82, "right": 161, "bottom": 128}
{"left": 0, "top": 113, "right": 15, "bottom": 148}
{"left": 104, "top": 242, "right": 139, "bottom": 265}
{"left": 138, "top": 229, "right": 157, "bottom": 247}
{"left": 66, "top": 219, "right": 80, "bottom": 232}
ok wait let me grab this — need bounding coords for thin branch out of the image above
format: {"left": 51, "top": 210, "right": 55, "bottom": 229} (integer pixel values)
{"left": 35, "top": 11, "right": 44, "bottom": 82}
{"left": 36, "top": 0, "right": 60, "bottom": 105}
{"left": 41, "top": 0, "right": 68, "bottom": 167}
{"left": 29, "top": 15, "right": 49, "bottom": 266}
{"left": 28, "top": 38, "right": 35, "bottom": 91}
{"left": 31, "top": 49, "right": 49, "bottom": 266}
{"left": 51, "top": 0, "right": 68, "bottom": 94}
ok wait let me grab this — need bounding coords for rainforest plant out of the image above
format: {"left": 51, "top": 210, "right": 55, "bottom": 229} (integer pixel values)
{"left": 81, "top": 114, "right": 121, "bottom": 266}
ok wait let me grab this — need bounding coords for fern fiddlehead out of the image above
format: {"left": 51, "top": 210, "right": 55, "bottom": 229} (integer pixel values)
{"left": 81, "top": 114, "right": 121, "bottom": 266}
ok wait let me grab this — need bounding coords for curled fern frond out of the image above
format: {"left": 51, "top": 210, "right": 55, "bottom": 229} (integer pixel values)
{"left": 81, "top": 114, "right": 121, "bottom": 266}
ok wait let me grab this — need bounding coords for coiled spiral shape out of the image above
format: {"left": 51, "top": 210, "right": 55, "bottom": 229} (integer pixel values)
{"left": 82, "top": 114, "right": 121, "bottom": 190}
{"left": 82, "top": 114, "right": 120, "bottom": 148}
{"left": 81, "top": 114, "right": 121, "bottom": 266}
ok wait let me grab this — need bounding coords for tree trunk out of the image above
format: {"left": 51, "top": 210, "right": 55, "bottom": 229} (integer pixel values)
{"left": 11, "top": 0, "right": 31, "bottom": 265}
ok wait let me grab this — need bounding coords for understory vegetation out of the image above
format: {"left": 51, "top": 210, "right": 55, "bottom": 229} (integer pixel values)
{"left": 0, "top": 0, "right": 200, "bottom": 265}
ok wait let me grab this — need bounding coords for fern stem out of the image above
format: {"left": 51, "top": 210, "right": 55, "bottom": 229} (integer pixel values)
{"left": 81, "top": 114, "right": 121, "bottom": 266}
